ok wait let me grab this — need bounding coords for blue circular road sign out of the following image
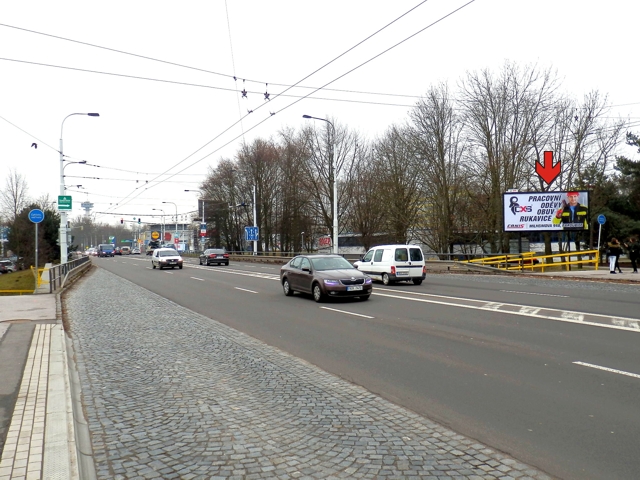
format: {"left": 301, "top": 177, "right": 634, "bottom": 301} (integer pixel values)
{"left": 28, "top": 209, "right": 45, "bottom": 224}
{"left": 597, "top": 214, "right": 606, "bottom": 225}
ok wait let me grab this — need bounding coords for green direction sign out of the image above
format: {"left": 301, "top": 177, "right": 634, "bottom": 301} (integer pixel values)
{"left": 58, "top": 195, "right": 72, "bottom": 211}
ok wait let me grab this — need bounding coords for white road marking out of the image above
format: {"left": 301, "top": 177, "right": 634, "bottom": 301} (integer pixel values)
{"left": 235, "top": 287, "right": 258, "bottom": 293}
{"left": 372, "top": 291, "right": 640, "bottom": 332}
{"left": 518, "top": 306, "right": 541, "bottom": 315}
{"left": 163, "top": 271, "right": 174, "bottom": 274}
{"left": 190, "top": 277, "right": 205, "bottom": 281}
{"left": 500, "top": 290, "right": 569, "bottom": 297}
{"left": 561, "top": 311, "right": 585, "bottom": 322}
{"left": 573, "top": 361, "right": 640, "bottom": 379}
{"left": 320, "top": 307, "right": 374, "bottom": 319}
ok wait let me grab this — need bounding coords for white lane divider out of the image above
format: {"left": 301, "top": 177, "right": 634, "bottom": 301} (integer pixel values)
{"left": 190, "top": 277, "right": 205, "bottom": 281}
{"left": 501, "top": 290, "right": 569, "bottom": 298}
{"left": 573, "top": 361, "right": 640, "bottom": 379}
{"left": 235, "top": 287, "right": 258, "bottom": 294}
{"left": 373, "top": 291, "right": 640, "bottom": 332}
{"left": 320, "top": 307, "right": 374, "bottom": 319}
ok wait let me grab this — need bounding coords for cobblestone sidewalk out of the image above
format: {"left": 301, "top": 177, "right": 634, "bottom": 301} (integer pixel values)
{"left": 65, "top": 269, "right": 553, "bottom": 479}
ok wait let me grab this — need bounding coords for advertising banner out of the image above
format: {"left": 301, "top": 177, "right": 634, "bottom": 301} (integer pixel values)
{"left": 503, "top": 191, "right": 589, "bottom": 232}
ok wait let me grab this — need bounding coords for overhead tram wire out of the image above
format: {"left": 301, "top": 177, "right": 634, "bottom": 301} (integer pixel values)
{"left": 0, "top": 20, "right": 427, "bottom": 101}
{"left": 110, "top": 0, "right": 479, "bottom": 214}
{"left": 103, "top": 0, "right": 435, "bottom": 212}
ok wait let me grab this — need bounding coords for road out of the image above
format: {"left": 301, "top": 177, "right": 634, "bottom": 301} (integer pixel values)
{"left": 93, "top": 255, "right": 640, "bottom": 480}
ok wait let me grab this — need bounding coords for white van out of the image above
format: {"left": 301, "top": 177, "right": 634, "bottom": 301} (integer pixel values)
{"left": 354, "top": 244, "right": 426, "bottom": 285}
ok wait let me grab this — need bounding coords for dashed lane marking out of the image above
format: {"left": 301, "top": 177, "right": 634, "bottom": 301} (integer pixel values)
{"left": 320, "top": 307, "right": 374, "bottom": 319}
{"left": 235, "top": 287, "right": 258, "bottom": 294}
{"left": 500, "top": 290, "right": 569, "bottom": 297}
{"left": 573, "top": 361, "right": 640, "bottom": 379}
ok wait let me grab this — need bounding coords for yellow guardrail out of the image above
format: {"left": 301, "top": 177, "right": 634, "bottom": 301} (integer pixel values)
{"left": 462, "top": 249, "right": 601, "bottom": 272}
{"left": 30, "top": 266, "right": 49, "bottom": 287}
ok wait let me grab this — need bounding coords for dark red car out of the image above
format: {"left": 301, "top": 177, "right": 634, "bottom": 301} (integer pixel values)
{"left": 199, "top": 248, "right": 229, "bottom": 266}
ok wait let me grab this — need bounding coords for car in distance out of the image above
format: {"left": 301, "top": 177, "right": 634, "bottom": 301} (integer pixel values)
{"left": 199, "top": 248, "right": 229, "bottom": 266}
{"left": 98, "top": 244, "right": 115, "bottom": 257}
{"left": 131, "top": 248, "right": 141, "bottom": 255}
{"left": 280, "top": 254, "right": 372, "bottom": 302}
{"left": 114, "top": 247, "right": 122, "bottom": 255}
{"left": 151, "top": 248, "right": 183, "bottom": 270}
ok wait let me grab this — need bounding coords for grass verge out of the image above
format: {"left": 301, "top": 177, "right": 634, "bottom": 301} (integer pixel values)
{"left": 0, "top": 269, "right": 36, "bottom": 295}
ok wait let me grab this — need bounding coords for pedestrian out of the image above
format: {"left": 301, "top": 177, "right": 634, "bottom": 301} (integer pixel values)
{"left": 607, "top": 238, "right": 623, "bottom": 274}
{"left": 623, "top": 237, "right": 640, "bottom": 273}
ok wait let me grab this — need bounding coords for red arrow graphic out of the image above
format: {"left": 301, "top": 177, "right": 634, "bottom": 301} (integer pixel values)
{"left": 535, "top": 151, "right": 560, "bottom": 185}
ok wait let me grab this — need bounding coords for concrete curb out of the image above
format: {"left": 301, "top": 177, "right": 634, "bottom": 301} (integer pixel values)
{"left": 55, "top": 292, "right": 97, "bottom": 480}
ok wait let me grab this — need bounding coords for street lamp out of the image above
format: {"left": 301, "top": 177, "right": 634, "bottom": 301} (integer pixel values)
{"left": 301, "top": 232, "right": 305, "bottom": 253}
{"left": 162, "top": 201, "right": 178, "bottom": 246}
{"left": 303, "top": 115, "right": 338, "bottom": 254}
{"left": 59, "top": 113, "right": 99, "bottom": 264}
{"left": 152, "top": 208, "right": 166, "bottom": 242}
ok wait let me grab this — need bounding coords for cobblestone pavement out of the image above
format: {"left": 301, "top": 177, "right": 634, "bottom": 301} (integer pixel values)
{"left": 64, "top": 268, "right": 553, "bottom": 480}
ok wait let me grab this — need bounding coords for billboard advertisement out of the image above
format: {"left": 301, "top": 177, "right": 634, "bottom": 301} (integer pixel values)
{"left": 503, "top": 191, "right": 589, "bottom": 232}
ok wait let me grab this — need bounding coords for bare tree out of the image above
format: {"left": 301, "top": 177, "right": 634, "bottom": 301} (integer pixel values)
{"left": 370, "top": 125, "right": 422, "bottom": 244}
{"left": 460, "top": 62, "right": 559, "bottom": 253}
{"left": 0, "top": 169, "right": 30, "bottom": 222}
{"left": 407, "top": 83, "right": 468, "bottom": 255}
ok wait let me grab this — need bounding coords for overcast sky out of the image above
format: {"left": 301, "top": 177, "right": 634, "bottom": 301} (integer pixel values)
{"left": 2, "top": 0, "right": 639, "bottom": 226}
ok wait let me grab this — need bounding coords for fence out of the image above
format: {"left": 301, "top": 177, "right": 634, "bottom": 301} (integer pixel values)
{"left": 48, "top": 256, "right": 91, "bottom": 293}
{"left": 461, "top": 249, "right": 601, "bottom": 272}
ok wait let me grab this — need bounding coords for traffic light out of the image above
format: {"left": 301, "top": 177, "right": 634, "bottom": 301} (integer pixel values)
{"left": 138, "top": 218, "right": 141, "bottom": 224}
{"left": 120, "top": 218, "right": 123, "bottom": 224}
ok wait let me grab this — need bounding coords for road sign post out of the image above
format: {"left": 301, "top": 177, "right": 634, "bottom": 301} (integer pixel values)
{"left": 597, "top": 214, "right": 606, "bottom": 265}
{"left": 29, "top": 209, "right": 45, "bottom": 273}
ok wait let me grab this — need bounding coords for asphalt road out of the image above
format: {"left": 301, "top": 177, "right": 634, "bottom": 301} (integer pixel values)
{"left": 92, "top": 255, "right": 640, "bottom": 480}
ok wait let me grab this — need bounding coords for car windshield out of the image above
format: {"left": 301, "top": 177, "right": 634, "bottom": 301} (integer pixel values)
{"left": 99, "top": 245, "right": 113, "bottom": 250}
{"left": 158, "top": 250, "right": 179, "bottom": 257}
{"left": 207, "top": 249, "right": 225, "bottom": 254}
{"left": 310, "top": 257, "right": 354, "bottom": 271}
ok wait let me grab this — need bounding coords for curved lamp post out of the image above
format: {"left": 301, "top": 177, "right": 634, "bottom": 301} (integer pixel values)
{"left": 162, "top": 201, "right": 178, "bottom": 245}
{"left": 152, "top": 208, "right": 166, "bottom": 242}
{"left": 303, "top": 115, "right": 337, "bottom": 254}
{"left": 59, "top": 113, "right": 99, "bottom": 264}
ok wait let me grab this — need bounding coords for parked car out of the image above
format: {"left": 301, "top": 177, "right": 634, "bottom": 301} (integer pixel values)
{"left": 0, "top": 259, "right": 16, "bottom": 273}
{"left": 199, "top": 248, "right": 229, "bottom": 266}
{"left": 98, "top": 244, "right": 115, "bottom": 257}
{"left": 151, "top": 248, "right": 183, "bottom": 270}
{"left": 354, "top": 244, "right": 426, "bottom": 285}
{"left": 280, "top": 254, "right": 372, "bottom": 302}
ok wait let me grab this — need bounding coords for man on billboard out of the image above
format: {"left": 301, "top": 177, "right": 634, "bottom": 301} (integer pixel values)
{"left": 553, "top": 191, "right": 589, "bottom": 230}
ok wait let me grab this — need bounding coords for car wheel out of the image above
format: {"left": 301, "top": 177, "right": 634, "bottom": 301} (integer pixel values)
{"left": 199, "top": 259, "right": 202, "bottom": 265}
{"left": 312, "top": 283, "right": 324, "bottom": 303}
{"left": 225, "top": 262, "right": 229, "bottom": 266}
{"left": 359, "top": 294, "right": 371, "bottom": 301}
{"left": 412, "top": 278, "right": 423, "bottom": 285}
{"left": 179, "top": 265, "right": 183, "bottom": 269}
{"left": 159, "top": 265, "right": 163, "bottom": 270}
{"left": 382, "top": 273, "right": 392, "bottom": 285}
{"left": 152, "top": 263, "right": 156, "bottom": 269}
{"left": 283, "top": 278, "right": 293, "bottom": 296}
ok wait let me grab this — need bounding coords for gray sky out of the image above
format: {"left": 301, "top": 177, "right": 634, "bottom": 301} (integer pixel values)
{"left": 1, "top": 0, "right": 639, "bottom": 226}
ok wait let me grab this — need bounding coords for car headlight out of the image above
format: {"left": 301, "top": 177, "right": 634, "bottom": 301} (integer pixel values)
{"left": 323, "top": 279, "right": 340, "bottom": 286}
{"left": 365, "top": 278, "right": 372, "bottom": 284}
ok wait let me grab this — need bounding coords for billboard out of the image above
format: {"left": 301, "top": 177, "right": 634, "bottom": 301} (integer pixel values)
{"left": 503, "top": 191, "right": 589, "bottom": 232}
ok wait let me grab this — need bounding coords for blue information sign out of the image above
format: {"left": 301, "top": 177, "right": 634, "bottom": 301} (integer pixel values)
{"left": 245, "top": 226, "right": 259, "bottom": 241}
{"left": 28, "top": 209, "right": 45, "bottom": 224}
{"left": 597, "top": 214, "right": 606, "bottom": 225}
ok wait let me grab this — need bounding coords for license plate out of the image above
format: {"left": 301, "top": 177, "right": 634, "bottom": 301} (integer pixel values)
{"left": 396, "top": 271, "right": 408, "bottom": 276}
{"left": 347, "top": 286, "right": 363, "bottom": 291}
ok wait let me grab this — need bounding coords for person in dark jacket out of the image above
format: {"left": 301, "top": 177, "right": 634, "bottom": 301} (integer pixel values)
{"left": 623, "top": 237, "right": 640, "bottom": 273}
{"left": 607, "top": 238, "right": 623, "bottom": 274}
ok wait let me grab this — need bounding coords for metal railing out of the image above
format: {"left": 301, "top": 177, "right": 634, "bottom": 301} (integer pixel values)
{"left": 48, "top": 256, "right": 91, "bottom": 293}
{"left": 461, "top": 249, "right": 601, "bottom": 272}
